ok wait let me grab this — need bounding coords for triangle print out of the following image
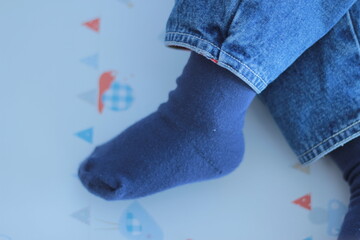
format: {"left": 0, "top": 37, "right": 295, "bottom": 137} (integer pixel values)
{"left": 293, "top": 193, "right": 312, "bottom": 210}
{"left": 75, "top": 128, "right": 93, "bottom": 144}
{"left": 83, "top": 18, "right": 100, "bottom": 32}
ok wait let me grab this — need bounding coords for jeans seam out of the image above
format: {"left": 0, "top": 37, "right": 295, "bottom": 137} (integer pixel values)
{"left": 303, "top": 130, "right": 360, "bottom": 165}
{"left": 218, "top": 61, "right": 259, "bottom": 92}
{"left": 346, "top": 11, "right": 360, "bottom": 56}
{"left": 165, "top": 40, "right": 217, "bottom": 59}
{"left": 164, "top": 40, "right": 260, "bottom": 92}
{"left": 298, "top": 118, "right": 360, "bottom": 157}
{"left": 165, "top": 31, "right": 267, "bottom": 86}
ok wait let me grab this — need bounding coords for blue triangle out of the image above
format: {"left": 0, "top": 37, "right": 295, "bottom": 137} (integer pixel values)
{"left": 304, "top": 237, "right": 313, "bottom": 240}
{"left": 81, "top": 54, "right": 99, "bottom": 69}
{"left": 75, "top": 128, "right": 93, "bottom": 143}
{"left": 71, "top": 207, "right": 90, "bottom": 225}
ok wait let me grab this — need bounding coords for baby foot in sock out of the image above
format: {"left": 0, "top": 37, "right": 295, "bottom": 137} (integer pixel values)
{"left": 78, "top": 51, "right": 256, "bottom": 200}
{"left": 330, "top": 136, "right": 360, "bottom": 240}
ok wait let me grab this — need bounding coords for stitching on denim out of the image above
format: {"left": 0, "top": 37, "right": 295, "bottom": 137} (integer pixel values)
{"left": 298, "top": 119, "right": 360, "bottom": 157}
{"left": 346, "top": 11, "right": 360, "bottom": 55}
{"left": 219, "top": 61, "right": 259, "bottom": 92}
{"left": 303, "top": 131, "right": 360, "bottom": 164}
{"left": 166, "top": 31, "right": 266, "bottom": 84}
{"left": 166, "top": 32, "right": 220, "bottom": 54}
{"left": 164, "top": 40, "right": 260, "bottom": 92}
{"left": 165, "top": 31, "right": 267, "bottom": 85}
{"left": 165, "top": 41, "right": 217, "bottom": 59}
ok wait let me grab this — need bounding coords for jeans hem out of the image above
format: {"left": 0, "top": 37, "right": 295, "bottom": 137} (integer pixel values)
{"left": 164, "top": 31, "right": 267, "bottom": 94}
{"left": 299, "top": 118, "right": 360, "bottom": 165}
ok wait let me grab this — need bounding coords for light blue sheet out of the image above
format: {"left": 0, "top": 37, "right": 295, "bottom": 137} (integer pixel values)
{"left": 0, "top": 0, "right": 350, "bottom": 239}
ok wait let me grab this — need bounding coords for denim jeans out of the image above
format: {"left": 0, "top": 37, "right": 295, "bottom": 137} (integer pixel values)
{"left": 164, "top": 0, "right": 360, "bottom": 165}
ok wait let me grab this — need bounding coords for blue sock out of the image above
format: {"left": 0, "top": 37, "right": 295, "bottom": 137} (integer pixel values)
{"left": 330, "top": 136, "right": 360, "bottom": 240}
{"left": 78, "top": 51, "right": 256, "bottom": 200}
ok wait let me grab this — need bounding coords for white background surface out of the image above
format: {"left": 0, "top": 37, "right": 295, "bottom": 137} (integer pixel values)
{"left": 0, "top": 0, "right": 350, "bottom": 239}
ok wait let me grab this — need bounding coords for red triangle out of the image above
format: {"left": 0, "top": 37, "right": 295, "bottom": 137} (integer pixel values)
{"left": 83, "top": 18, "right": 100, "bottom": 32}
{"left": 293, "top": 193, "right": 311, "bottom": 210}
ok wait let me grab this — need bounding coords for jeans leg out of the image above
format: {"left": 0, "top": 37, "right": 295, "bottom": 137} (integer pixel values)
{"left": 165, "top": 0, "right": 358, "bottom": 93}
{"left": 259, "top": 1, "right": 360, "bottom": 165}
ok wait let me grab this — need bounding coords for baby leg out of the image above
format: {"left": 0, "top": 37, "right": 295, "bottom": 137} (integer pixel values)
{"left": 78, "top": 51, "right": 256, "bottom": 200}
{"left": 330, "top": 136, "right": 360, "bottom": 240}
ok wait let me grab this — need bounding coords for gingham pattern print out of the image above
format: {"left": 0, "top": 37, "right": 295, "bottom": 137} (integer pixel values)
{"left": 102, "top": 81, "right": 134, "bottom": 111}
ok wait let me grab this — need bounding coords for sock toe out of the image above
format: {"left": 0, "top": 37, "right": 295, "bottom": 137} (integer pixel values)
{"left": 87, "top": 177, "right": 122, "bottom": 200}
{"left": 78, "top": 160, "right": 124, "bottom": 200}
